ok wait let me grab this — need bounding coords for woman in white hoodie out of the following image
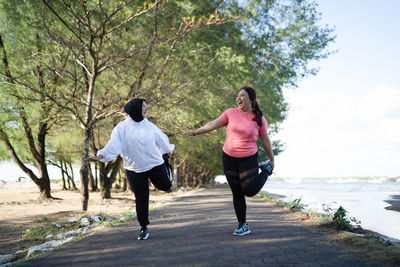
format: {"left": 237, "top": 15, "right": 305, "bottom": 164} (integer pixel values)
{"left": 86, "top": 98, "right": 174, "bottom": 240}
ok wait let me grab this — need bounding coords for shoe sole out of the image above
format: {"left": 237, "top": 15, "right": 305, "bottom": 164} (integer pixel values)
{"left": 138, "top": 233, "right": 149, "bottom": 240}
{"left": 233, "top": 230, "right": 251, "bottom": 236}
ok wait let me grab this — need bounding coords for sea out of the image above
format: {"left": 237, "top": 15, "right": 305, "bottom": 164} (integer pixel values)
{"left": 0, "top": 161, "right": 80, "bottom": 183}
{"left": 215, "top": 175, "right": 400, "bottom": 242}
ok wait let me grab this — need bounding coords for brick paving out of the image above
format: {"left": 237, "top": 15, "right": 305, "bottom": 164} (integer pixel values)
{"left": 19, "top": 184, "right": 378, "bottom": 266}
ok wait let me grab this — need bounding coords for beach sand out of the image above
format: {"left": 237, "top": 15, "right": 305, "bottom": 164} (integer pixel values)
{"left": 0, "top": 181, "right": 184, "bottom": 255}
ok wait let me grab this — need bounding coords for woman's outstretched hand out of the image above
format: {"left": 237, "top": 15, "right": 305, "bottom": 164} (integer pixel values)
{"left": 182, "top": 130, "right": 196, "bottom": 136}
{"left": 85, "top": 156, "right": 102, "bottom": 162}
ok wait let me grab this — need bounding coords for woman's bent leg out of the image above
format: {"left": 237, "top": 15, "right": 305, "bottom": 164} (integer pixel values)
{"left": 238, "top": 153, "right": 259, "bottom": 197}
{"left": 223, "top": 152, "right": 246, "bottom": 224}
{"left": 126, "top": 169, "right": 150, "bottom": 228}
{"left": 148, "top": 164, "right": 172, "bottom": 192}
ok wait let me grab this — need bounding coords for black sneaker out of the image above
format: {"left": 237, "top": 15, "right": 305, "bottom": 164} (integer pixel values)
{"left": 163, "top": 153, "right": 173, "bottom": 183}
{"left": 138, "top": 227, "right": 149, "bottom": 240}
{"left": 243, "top": 161, "right": 273, "bottom": 197}
{"left": 259, "top": 161, "right": 273, "bottom": 175}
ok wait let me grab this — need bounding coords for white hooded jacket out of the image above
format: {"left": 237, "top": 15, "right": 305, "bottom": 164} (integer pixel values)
{"left": 97, "top": 117, "right": 174, "bottom": 173}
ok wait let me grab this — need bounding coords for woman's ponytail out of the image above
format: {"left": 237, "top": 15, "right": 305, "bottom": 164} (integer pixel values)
{"left": 252, "top": 100, "right": 263, "bottom": 127}
{"left": 242, "top": 87, "right": 263, "bottom": 127}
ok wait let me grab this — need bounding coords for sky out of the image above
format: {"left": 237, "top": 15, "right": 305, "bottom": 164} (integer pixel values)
{"left": 274, "top": 0, "right": 400, "bottom": 178}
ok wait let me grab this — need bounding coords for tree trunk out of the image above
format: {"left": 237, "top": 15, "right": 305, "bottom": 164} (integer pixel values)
{"left": 122, "top": 170, "right": 129, "bottom": 192}
{"left": 113, "top": 171, "right": 121, "bottom": 189}
{"left": 99, "top": 163, "right": 112, "bottom": 199}
{"left": 80, "top": 130, "right": 91, "bottom": 211}
{"left": 0, "top": 122, "right": 53, "bottom": 200}
{"left": 79, "top": 138, "right": 90, "bottom": 210}
{"left": 38, "top": 173, "right": 52, "bottom": 198}
{"left": 68, "top": 160, "right": 77, "bottom": 190}
{"left": 193, "top": 169, "right": 199, "bottom": 188}
{"left": 88, "top": 163, "right": 97, "bottom": 192}
{"left": 172, "top": 157, "right": 178, "bottom": 191}
{"left": 60, "top": 159, "right": 67, "bottom": 190}
{"left": 183, "top": 163, "right": 188, "bottom": 187}
{"left": 100, "top": 169, "right": 112, "bottom": 199}
{"left": 79, "top": 63, "right": 97, "bottom": 210}
{"left": 79, "top": 164, "right": 89, "bottom": 211}
{"left": 94, "top": 162, "right": 98, "bottom": 190}
{"left": 100, "top": 157, "right": 122, "bottom": 199}
{"left": 202, "top": 170, "right": 209, "bottom": 185}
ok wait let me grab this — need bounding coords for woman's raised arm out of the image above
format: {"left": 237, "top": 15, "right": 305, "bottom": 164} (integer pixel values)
{"left": 183, "top": 118, "right": 226, "bottom": 136}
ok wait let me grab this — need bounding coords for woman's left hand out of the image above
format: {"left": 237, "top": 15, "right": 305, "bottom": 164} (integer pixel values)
{"left": 182, "top": 130, "right": 196, "bottom": 136}
{"left": 269, "top": 160, "right": 275, "bottom": 170}
{"left": 85, "top": 156, "right": 101, "bottom": 162}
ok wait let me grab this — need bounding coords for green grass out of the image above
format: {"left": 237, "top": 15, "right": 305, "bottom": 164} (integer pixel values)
{"left": 21, "top": 216, "right": 80, "bottom": 242}
{"left": 13, "top": 251, "right": 47, "bottom": 266}
{"left": 33, "top": 215, "right": 51, "bottom": 224}
{"left": 257, "top": 191, "right": 286, "bottom": 207}
{"left": 368, "top": 245, "right": 400, "bottom": 265}
{"left": 344, "top": 235, "right": 400, "bottom": 265}
{"left": 99, "top": 218, "right": 122, "bottom": 227}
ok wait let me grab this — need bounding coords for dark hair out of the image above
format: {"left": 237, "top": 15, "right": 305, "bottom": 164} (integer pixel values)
{"left": 242, "top": 87, "right": 263, "bottom": 127}
{"left": 124, "top": 98, "right": 145, "bottom": 122}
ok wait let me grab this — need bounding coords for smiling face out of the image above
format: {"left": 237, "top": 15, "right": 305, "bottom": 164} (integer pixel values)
{"left": 236, "top": 89, "right": 252, "bottom": 113}
{"left": 141, "top": 101, "right": 147, "bottom": 118}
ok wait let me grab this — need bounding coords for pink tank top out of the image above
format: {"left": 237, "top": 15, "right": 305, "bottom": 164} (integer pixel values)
{"left": 219, "top": 108, "right": 268, "bottom": 158}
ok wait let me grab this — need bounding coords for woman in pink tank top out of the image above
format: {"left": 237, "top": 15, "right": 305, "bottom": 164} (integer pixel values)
{"left": 184, "top": 87, "right": 275, "bottom": 236}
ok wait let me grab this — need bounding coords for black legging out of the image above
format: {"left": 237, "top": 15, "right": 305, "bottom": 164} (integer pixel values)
{"left": 126, "top": 163, "right": 171, "bottom": 228}
{"left": 222, "top": 151, "right": 259, "bottom": 224}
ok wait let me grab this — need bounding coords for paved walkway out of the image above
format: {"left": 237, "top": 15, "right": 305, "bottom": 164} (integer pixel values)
{"left": 20, "top": 184, "right": 378, "bottom": 266}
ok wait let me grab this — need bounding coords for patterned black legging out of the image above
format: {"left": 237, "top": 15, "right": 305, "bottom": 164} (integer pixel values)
{"left": 126, "top": 163, "right": 171, "bottom": 228}
{"left": 222, "top": 151, "right": 259, "bottom": 224}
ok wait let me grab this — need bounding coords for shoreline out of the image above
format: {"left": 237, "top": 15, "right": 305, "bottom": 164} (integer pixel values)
{"left": 259, "top": 188, "right": 400, "bottom": 243}
{"left": 259, "top": 190, "right": 400, "bottom": 246}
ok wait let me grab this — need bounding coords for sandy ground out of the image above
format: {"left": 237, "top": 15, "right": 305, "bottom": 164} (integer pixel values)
{"left": 0, "top": 181, "right": 185, "bottom": 255}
